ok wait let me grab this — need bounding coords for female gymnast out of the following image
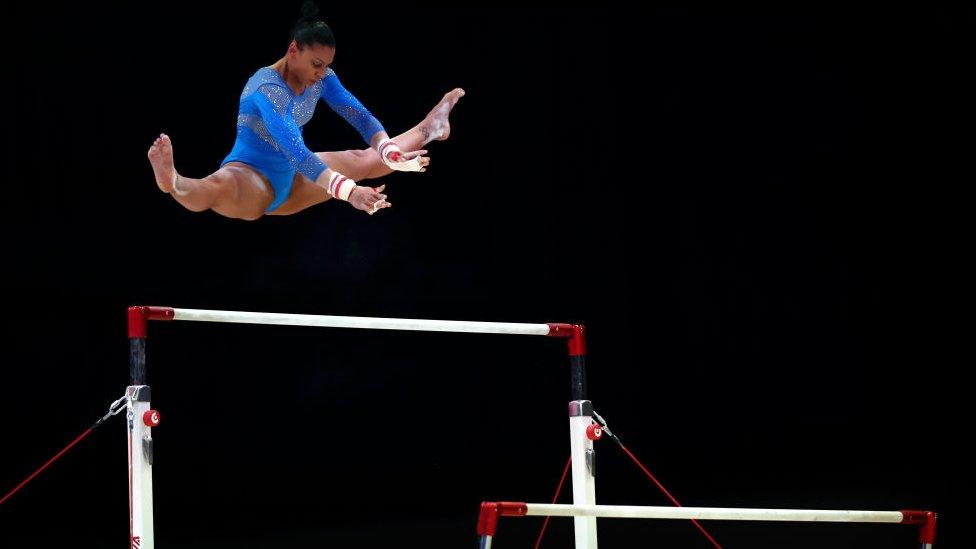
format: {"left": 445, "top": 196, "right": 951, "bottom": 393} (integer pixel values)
{"left": 148, "top": 2, "right": 464, "bottom": 219}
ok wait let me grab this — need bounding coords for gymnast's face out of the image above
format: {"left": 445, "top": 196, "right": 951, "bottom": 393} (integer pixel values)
{"left": 289, "top": 41, "right": 335, "bottom": 86}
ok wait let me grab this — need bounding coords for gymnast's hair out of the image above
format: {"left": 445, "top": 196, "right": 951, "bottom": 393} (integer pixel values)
{"left": 291, "top": 1, "right": 336, "bottom": 48}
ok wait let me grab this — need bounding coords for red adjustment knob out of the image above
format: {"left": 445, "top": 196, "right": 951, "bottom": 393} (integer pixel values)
{"left": 143, "top": 410, "right": 161, "bottom": 427}
{"left": 586, "top": 423, "right": 603, "bottom": 441}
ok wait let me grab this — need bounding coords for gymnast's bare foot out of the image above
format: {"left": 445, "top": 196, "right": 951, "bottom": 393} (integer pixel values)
{"left": 421, "top": 88, "right": 465, "bottom": 145}
{"left": 148, "top": 133, "right": 179, "bottom": 193}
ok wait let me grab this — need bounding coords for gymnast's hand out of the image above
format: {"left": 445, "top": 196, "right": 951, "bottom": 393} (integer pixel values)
{"left": 349, "top": 184, "right": 391, "bottom": 215}
{"left": 377, "top": 138, "right": 429, "bottom": 172}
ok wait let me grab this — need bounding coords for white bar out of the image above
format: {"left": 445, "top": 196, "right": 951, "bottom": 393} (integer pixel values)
{"left": 171, "top": 308, "right": 552, "bottom": 336}
{"left": 523, "top": 504, "right": 905, "bottom": 523}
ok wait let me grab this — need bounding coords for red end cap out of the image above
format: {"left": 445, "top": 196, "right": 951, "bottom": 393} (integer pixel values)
{"left": 547, "top": 323, "right": 574, "bottom": 337}
{"left": 498, "top": 502, "right": 528, "bottom": 517}
{"left": 901, "top": 511, "right": 937, "bottom": 544}
{"left": 127, "top": 306, "right": 176, "bottom": 338}
{"left": 146, "top": 306, "right": 176, "bottom": 321}
{"left": 143, "top": 410, "right": 161, "bottom": 427}
{"left": 546, "top": 323, "right": 587, "bottom": 356}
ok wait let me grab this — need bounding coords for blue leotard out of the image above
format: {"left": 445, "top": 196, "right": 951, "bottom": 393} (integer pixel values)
{"left": 222, "top": 67, "right": 385, "bottom": 212}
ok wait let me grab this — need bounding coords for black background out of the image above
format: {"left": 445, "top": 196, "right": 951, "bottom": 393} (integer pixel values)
{"left": 2, "top": 4, "right": 969, "bottom": 548}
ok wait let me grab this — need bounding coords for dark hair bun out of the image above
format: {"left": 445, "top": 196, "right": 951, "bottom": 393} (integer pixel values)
{"left": 301, "top": 1, "right": 320, "bottom": 21}
{"left": 291, "top": 2, "right": 334, "bottom": 48}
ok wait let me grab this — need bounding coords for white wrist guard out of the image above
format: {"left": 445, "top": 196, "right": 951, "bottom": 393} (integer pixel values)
{"left": 327, "top": 172, "right": 357, "bottom": 201}
{"left": 377, "top": 138, "right": 424, "bottom": 172}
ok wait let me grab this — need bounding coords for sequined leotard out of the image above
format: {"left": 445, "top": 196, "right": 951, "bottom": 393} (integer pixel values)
{"left": 222, "top": 67, "right": 385, "bottom": 212}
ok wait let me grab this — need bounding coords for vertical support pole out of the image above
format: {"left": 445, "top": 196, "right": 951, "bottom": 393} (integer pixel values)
{"left": 920, "top": 511, "right": 937, "bottom": 549}
{"left": 569, "top": 400, "right": 597, "bottom": 549}
{"left": 476, "top": 501, "right": 500, "bottom": 549}
{"left": 126, "top": 386, "right": 155, "bottom": 549}
{"left": 567, "top": 326, "right": 586, "bottom": 401}
{"left": 128, "top": 308, "right": 147, "bottom": 386}
{"left": 563, "top": 325, "right": 596, "bottom": 549}
{"left": 127, "top": 307, "right": 155, "bottom": 549}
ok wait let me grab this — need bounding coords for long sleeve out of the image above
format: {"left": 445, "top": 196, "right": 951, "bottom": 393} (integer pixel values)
{"left": 252, "top": 83, "right": 328, "bottom": 182}
{"left": 320, "top": 69, "right": 386, "bottom": 145}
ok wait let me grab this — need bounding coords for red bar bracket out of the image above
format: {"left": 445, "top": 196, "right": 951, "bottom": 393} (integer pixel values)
{"left": 547, "top": 323, "right": 586, "bottom": 356}
{"left": 127, "top": 306, "right": 176, "bottom": 338}
{"left": 901, "top": 510, "right": 937, "bottom": 545}
{"left": 477, "top": 502, "right": 529, "bottom": 536}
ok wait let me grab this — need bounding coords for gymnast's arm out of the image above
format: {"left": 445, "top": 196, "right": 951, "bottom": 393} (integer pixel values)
{"left": 253, "top": 83, "right": 343, "bottom": 191}
{"left": 320, "top": 70, "right": 426, "bottom": 170}
{"left": 253, "top": 84, "right": 386, "bottom": 212}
